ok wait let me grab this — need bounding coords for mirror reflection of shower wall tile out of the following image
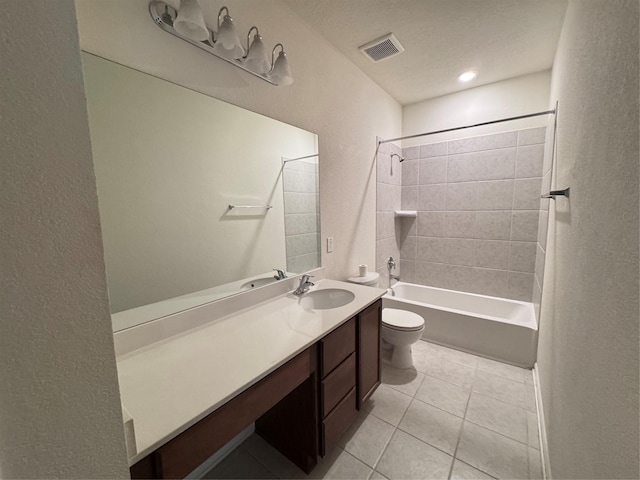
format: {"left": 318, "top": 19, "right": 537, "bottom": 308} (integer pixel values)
{"left": 392, "top": 126, "right": 547, "bottom": 302}
{"left": 283, "top": 159, "right": 320, "bottom": 273}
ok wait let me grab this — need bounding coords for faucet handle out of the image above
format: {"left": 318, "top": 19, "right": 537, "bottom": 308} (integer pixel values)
{"left": 273, "top": 268, "right": 287, "bottom": 280}
{"left": 387, "top": 256, "right": 396, "bottom": 271}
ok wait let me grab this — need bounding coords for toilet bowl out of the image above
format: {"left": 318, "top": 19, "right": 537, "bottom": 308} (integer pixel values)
{"left": 346, "top": 272, "right": 425, "bottom": 369}
{"left": 381, "top": 308, "right": 425, "bottom": 369}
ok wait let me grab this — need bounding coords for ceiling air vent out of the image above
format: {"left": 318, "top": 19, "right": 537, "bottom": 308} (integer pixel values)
{"left": 359, "top": 33, "right": 405, "bottom": 62}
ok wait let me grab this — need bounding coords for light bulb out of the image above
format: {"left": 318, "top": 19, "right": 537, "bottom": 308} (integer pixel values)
{"left": 458, "top": 70, "right": 477, "bottom": 83}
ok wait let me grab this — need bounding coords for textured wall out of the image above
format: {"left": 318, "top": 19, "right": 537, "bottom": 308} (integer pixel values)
{"left": 0, "top": 1, "right": 128, "bottom": 478}
{"left": 76, "top": 0, "right": 402, "bottom": 282}
{"left": 537, "top": 1, "right": 639, "bottom": 478}
{"left": 396, "top": 128, "right": 546, "bottom": 301}
{"left": 402, "top": 71, "right": 552, "bottom": 146}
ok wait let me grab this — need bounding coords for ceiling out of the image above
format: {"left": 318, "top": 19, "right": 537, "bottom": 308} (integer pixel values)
{"left": 284, "top": 0, "right": 568, "bottom": 105}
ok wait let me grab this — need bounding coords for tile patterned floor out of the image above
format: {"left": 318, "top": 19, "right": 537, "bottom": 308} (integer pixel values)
{"left": 204, "top": 340, "right": 543, "bottom": 480}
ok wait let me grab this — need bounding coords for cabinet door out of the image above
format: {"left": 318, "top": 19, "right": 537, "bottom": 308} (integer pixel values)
{"left": 357, "top": 299, "right": 382, "bottom": 409}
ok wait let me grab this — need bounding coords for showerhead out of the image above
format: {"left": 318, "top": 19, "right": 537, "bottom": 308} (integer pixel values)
{"left": 391, "top": 153, "right": 405, "bottom": 162}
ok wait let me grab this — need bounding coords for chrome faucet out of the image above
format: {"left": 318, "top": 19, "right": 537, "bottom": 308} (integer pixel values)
{"left": 387, "top": 256, "right": 400, "bottom": 292}
{"left": 273, "top": 268, "right": 287, "bottom": 280}
{"left": 293, "top": 274, "right": 314, "bottom": 295}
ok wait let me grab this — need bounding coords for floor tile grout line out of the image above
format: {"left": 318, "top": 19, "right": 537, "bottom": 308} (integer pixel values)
{"left": 469, "top": 386, "right": 537, "bottom": 413}
{"left": 463, "top": 417, "right": 531, "bottom": 448}
{"left": 393, "top": 409, "right": 461, "bottom": 458}
{"left": 447, "top": 359, "right": 477, "bottom": 480}
{"left": 361, "top": 405, "right": 405, "bottom": 431}
{"left": 477, "top": 366, "right": 527, "bottom": 384}
{"left": 470, "top": 389, "right": 532, "bottom": 413}
{"left": 408, "top": 393, "right": 467, "bottom": 419}
{"left": 368, "top": 419, "right": 396, "bottom": 473}
{"left": 337, "top": 448, "right": 373, "bottom": 475}
{"left": 370, "top": 424, "right": 399, "bottom": 476}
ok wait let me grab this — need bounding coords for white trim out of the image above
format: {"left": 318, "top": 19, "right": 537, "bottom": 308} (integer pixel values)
{"left": 185, "top": 423, "right": 255, "bottom": 479}
{"left": 533, "top": 363, "right": 552, "bottom": 479}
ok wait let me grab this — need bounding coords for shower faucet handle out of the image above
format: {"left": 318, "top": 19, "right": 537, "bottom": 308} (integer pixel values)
{"left": 387, "top": 257, "right": 396, "bottom": 271}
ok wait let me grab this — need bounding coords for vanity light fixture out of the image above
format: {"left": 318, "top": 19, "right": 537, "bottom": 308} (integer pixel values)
{"left": 149, "top": 0, "right": 294, "bottom": 86}
{"left": 244, "top": 27, "right": 270, "bottom": 74}
{"left": 269, "top": 44, "right": 293, "bottom": 86}
{"left": 213, "top": 6, "right": 244, "bottom": 59}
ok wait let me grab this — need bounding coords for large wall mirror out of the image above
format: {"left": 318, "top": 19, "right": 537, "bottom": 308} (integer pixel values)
{"left": 82, "top": 53, "right": 320, "bottom": 332}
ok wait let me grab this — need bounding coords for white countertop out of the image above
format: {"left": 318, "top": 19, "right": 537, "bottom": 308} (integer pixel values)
{"left": 116, "top": 279, "right": 385, "bottom": 465}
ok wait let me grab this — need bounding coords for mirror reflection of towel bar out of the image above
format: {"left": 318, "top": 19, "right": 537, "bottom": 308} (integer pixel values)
{"left": 228, "top": 204, "right": 273, "bottom": 210}
{"left": 541, "top": 187, "right": 570, "bottom": 199}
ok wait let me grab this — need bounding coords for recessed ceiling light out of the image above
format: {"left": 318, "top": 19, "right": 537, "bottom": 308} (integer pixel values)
{"left": 458, "top": 70, "right": 477, "bottom": 83}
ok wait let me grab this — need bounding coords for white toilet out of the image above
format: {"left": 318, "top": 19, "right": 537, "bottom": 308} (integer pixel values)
{"left": 347, "top": 272, "right": 426, "bottom": 369}
{"left": 380, "top": 308, "right": 425, "bottom": 369}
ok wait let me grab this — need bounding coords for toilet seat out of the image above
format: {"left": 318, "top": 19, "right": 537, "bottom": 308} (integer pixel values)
{"left": 382, "top": 308, "right": 425, "bottom": 332}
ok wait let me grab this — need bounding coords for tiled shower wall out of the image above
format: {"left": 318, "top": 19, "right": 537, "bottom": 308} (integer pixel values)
{"left": 376, "top": 141, "right": 403, "bottom": 288}
{"left": 377, "top": 127, "right": 547, "bottom": 302}
{"left": 283, "top": 159, "right": 321, "bottom": 273}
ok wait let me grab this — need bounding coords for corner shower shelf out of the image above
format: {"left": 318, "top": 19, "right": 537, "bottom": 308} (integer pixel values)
{"left": 394, "top": 210, "right": 417, "bottom": 218}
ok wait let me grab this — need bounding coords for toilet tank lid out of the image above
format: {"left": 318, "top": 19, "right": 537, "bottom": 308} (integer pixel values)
{"left": 347, "top": 272, "right": 380, "bottom": 285}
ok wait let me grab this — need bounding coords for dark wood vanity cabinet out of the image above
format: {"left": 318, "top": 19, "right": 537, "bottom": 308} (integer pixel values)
{"left": 318, "top": 318, "right": 358, "bottom": 456}
{"left": 130, "top": 299, "right": 382, "bottom": 479}
{"left": 356, "top": 299, "right": 382, "bottom": 408}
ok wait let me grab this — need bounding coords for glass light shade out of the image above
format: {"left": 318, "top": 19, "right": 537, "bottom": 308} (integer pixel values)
{"left": 244, "top": 35, "right": 270, "bottom": 74}
{"left": 173, "top": 0, "right": 209, "bottom": 42}
{"left": 270, "top": 51, "right": 293, "bottom": 86}
{"left": 214, "top": 15, "right": 244, "bottom": 59}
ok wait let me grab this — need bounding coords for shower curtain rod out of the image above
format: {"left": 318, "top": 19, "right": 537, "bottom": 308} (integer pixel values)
{"left": 283, "top": 153, "right": 319, "bottom": 163}
{"left": 378, "top": 109, "right": 556, "bottom": 145}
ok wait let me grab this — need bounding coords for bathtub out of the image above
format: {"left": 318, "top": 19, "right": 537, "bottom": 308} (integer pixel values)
{"left": 383, "top": 282, "right": 537, "bottom": 368}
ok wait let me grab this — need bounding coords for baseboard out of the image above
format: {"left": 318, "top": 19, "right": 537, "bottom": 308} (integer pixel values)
{"left": 533, "top": 363, "right": 552, "bottom": 479}
{"left": 185, "top": 423, "right": 255, "bottom": 479}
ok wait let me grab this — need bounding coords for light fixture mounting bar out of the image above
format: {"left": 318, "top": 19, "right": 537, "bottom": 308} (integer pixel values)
{"left": 149, "top": 1, "right": 277, "bottom": 86}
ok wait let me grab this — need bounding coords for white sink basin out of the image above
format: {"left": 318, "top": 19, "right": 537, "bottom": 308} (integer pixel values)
{"left": 299, "top": 288, "right": 355, "bottom": 310}
{"left": 241, "top": 277, "right": 277, "bottom": 289}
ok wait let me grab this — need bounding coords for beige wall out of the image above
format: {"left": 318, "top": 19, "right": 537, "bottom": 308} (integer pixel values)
{"left": 76, "top": 0, "right": 402, "bottom": 281}
{"left": 0, "top": 1, "right": 128, "bottom": 478}
{"left": 537, "top": 1, "right": 639, "bottom": 478}
{"left": 402, "top": 71, "right": 552, "bottom": 146}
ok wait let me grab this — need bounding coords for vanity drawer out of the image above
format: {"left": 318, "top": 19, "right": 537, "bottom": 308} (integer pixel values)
{"left": 321, "top": 353, "right": 356, "bottom": 417}
{"left": 322, "top": 387, "right": 357, "bottom": 454}
{"left": 320, "top": 318, "right": 355, "bottom": 377}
